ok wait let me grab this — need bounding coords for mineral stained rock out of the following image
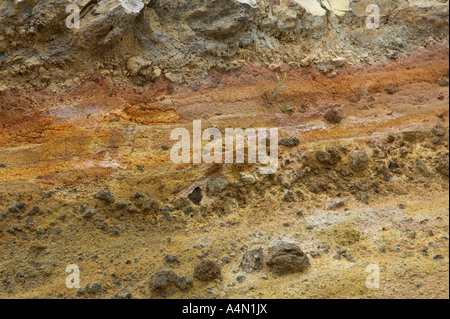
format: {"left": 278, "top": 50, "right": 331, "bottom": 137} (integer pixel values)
{"left": 266, "top": 243, "right": 310, "bottom": 274}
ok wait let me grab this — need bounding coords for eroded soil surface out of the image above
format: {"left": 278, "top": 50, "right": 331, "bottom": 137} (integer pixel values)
{"left": 0, "top": 46, "right": 448, "bottom": 299}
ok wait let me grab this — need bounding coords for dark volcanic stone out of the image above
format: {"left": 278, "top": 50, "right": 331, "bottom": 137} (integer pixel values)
{"left": 26, "top": 206, "right": 42, "bottom": 216}
{"left": 326, "top": 147, "right": 342, "bottom": 164}
{"left": 279, "top": 137, "right": 300, "bottom": 147}
{"left": 323, "top": 109, "right": 342, "bottom": 124}
{"left": 432, "top": 125, "right": 446, "bottom": 137}
{"left": 415, "top": 159, "right": 431, "bottom": 177}
{"left": 188, "top": 187, "right": 203, "bottom": 205}
{"left": 164, "top": 254, "right": 179, "bottom": 264}
{"left": 386, "top": 135, "right": 395, "bottom": 143}
{"left": 316, "top": 147, "right": 341, "bottom": 165}
{"left": 94, "top": 190, "right": 115, "bottom": 205}
{"left": 9, "top": 202, "right": 26, "bottom": 213}
{"left": 194, "top": 260, "right": 221, "bottom": 282}
{"left": 115, "top": 200, "right": 128, "bottom": 209}
{"left": 385, "top": 87, "right": 397, "bottom": 94}
{"left": 149, "top": 270, "right": 178, "bottom": 292}
{"left": 82, "top": 210, "right": 94, "bottom": 218}
{"left": 388, "top": 161, "right": 401, "bottom": 171}
{"left": 113, "top": 289, "right": 133, "bottom": 299}
{"left": 266, "top": 242, "right": 310, "bottom": 274}
{"left": 88, "top": 282, "right": 102, "bottom": 294}
{"left": 350, "top": 151, "right": 370, "bottom": 171}
{"left": 316, "top": 151, "right": 331, "bottom": 163}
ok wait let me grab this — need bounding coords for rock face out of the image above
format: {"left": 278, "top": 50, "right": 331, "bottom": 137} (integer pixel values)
{"left": 76, "top": 0, "right": 149, "bottom": 47}
{"left": 0, "top": 0, "right": 448, "bottom": 89}
{"left": 0, "top": 0, "right": 148, "bottom": 46}
{"left": 0, "top": 0, "right": 449, "bottom": 300}
{"left": 171, "top": 0, "right": 257, "bottom": 39}
{"left": 266, "top": 242, "right": 310, "bottom": 274}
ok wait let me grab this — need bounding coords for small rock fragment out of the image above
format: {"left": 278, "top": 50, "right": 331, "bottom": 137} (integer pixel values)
{"left": 94, "top": 190, "right": 115, "bottom": 205}
{"left": 188, "top": 187, "right": 203, "bottom": 205}
{"left": 438, "top": 77, "right": 449, "bottom": 87}
{"left": 436, "top": 153, "right": 449, "bottom": 176}
{"left": 324, "top": 109, "right": 342, "bottom": 124}
{"left": 240, "top": 172, "right": 257, "bottom": 185}
{"left": 432, "top": 125, "right": 446, "bottom": 137}
{"left": 115, "top": 200, "right": 128, "bottom": 209}
{"left": 194, "top": 260, "right": 221, "bottom": 282}
{"left": 164, "top": 254, "right": 179, "bottom": 265}
{"left": 283, "top": 190, "right": 295, "bottom": 202}
{"left": 113, "top": 289, "right": 133, "bottom": 299}
{"left": 240, "top": 249, "right": 264, "bottom": 273}
{"left": 385, "top": 87, "right": 397, "bottom": 94}
{"left": 149, "top": 270, "right": 178, "bottom": 292}
{"left": 328, "top": 199, "right": 345, "bottom": 210}
{"left": 279, "top": 137, "right": 300, "bottom": 147}
{"left": 316, "top": 147, "right": 341, "bottom": 165}
{"left": 350, "top": 151, "right": 370, "bottom": 171}
{"left": 9, "top": 202, "right": 26, "bottom": 213}
{"left": 207, "top": 177, "right": 228, "bottom": 196}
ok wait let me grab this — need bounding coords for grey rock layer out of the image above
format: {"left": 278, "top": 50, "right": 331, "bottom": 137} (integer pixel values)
{"left": 0, "top": 0, "right": 448, "bottom": 88}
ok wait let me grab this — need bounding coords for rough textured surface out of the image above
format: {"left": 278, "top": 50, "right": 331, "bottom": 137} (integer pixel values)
{"left": 266, "top": 242, "right": 310, "bottom": 274}
{"left": 0, "top": 48, "right": 449, "bottom": 299}
{"left": 194, "top": 261, "right": 222, "bottom": 282}
{"left": 0, "top": 0, "right": 449, "bottom": 300}
{"left": 149, "top": 270, "right": 178, "bottom": 293}
{"left": 0, "top": 0, "right": 449, "bottom": 91}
